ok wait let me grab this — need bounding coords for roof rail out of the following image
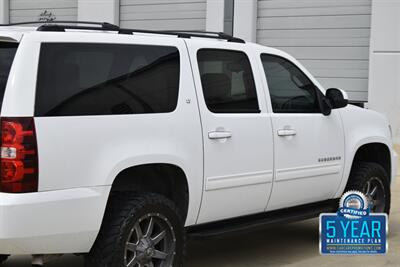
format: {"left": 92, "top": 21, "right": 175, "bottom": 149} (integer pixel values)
{"left": 0, "top": 21, "right": 245, "bottom": 43}
{"left": 0, "top": 21, "right": 120, "bottom": 31}
{"left": 119, "top": 28, "right": 245, "bottom": 43}
{"left": 161, "top": 30, "right": 245, "bottom": 43}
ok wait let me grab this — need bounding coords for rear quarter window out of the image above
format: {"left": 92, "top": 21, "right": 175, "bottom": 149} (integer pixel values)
{"left": 0, "top": 42, "right": 18, "bottom": 110}
{"left": 35, "top": 43, "right": 180, "bottom": 116}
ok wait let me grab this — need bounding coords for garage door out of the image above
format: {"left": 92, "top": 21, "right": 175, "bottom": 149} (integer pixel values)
{"left": 10, "top": 0, "right": 78, "bottom": 23}
{"left": 120, "top": 0, "right": 207, "bottom": 30}
{"left": 257, "top": 0, "right": 372, "bottom": 102}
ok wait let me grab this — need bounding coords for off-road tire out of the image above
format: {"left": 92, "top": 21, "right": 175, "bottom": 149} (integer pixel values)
{"left": 85, "top": 192, "right": 185, "bottom": 267}
{"left": 345, "top": 161, "right": 391, "bottom": 214}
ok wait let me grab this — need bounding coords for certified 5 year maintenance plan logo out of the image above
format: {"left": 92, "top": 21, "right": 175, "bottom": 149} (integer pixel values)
{"left": 320, "top": 191, "right": 388, "bottom": 255}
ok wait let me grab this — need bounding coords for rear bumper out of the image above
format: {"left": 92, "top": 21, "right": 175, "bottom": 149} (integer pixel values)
{"left": 0, "top": 186, "right": 110, "bottom": 254}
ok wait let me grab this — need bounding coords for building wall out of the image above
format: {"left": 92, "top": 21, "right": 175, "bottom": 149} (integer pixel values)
{"left": 120, "top": 0, "right": 207, "bottom": 30}
{"left": 368, "top": 0, "right": 400, "bottom": 144}
{"left": 9, "top": 0, "right": 77, "bottom": 23}
{"left": 78, "top": 0, "right": 119, "bottom": 25}
{"left": 256, "top": 0, "right": 372, "bottom": 102}
{"left": 0, "top": 1, "right": 9, "bottom": 23}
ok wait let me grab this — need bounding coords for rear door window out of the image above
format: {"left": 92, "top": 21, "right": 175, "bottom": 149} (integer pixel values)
{"left": 197, "top": 49, "right": 260, "bottom": 113}
{"left": 0, "top": 42, "right": 18, "bottom": 110}
{"left": 35, "top": 43, "right": 180, "bottom": 116}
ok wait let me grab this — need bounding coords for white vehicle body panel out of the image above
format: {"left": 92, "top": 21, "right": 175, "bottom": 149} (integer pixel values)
{"left": 0, "top": 27, "right": 32, "bottom": 42}
{"left": 252, "top": 45, "right": 345, "bottom": 210}
{"left": 1, "top": 32, "right": 204, "bottom": 252}
{"left": 1, "top": 33, "right": 39, "bottom": 116}
{"left": 266, "top": 111, "right": 345, "bottom": 210}
{"left": 0, "top": 28, "right": 396, "bottom": 255}
{"left": 335, "top": 105, "right": 397, "bottom": 196}
{"left": 0, "top": 187, "right": 109, "bottom": 254}
{"left": 185, "top": 40, "right": 274, "bottom": 223}
{"left": 29, "top": 32, "right": 203, "bottom": 228}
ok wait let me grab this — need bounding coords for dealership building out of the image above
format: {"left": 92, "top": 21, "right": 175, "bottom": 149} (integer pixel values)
{"left": 0, "top": 0, "right": 398, "bottom": 143}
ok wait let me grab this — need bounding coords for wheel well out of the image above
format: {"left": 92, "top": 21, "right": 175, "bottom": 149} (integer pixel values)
{"left": 110, "top": 164, "right": 189, "bottom": 221}
{"left": 350, "top": 143, "right": 391, "bottom": 181}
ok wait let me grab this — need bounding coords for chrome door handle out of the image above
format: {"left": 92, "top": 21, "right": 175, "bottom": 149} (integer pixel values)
{"left": 208, "top": 131, "right": 232, "bottom": 140}
{"left": 277, "top": 129, "right": 297, "bottom": 137}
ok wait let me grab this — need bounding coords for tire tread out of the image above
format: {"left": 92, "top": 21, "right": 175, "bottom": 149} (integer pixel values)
{"left": 346, "top": 161, "right": 391, "bottom": 214}
{"left": 85, "top": 192, "right": 185, "bottom": 267}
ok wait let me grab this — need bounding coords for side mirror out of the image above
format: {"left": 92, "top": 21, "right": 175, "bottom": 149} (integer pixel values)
{"left": 326, "top": 88, "right": 348, "bottom": 109}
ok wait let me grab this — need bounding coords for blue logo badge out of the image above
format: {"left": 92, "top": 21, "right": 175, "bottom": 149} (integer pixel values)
{"left": 320, "top": 191, "right": 388, "bottom": 255}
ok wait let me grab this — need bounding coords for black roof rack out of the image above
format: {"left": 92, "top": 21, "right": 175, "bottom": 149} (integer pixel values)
{"left": 0, "top": 20, "right": 245, "bottom": 43}
{"left": 161, "top": 30, "right": 245, "bottom": 43}
{"left": 0, "top": 20, "right": 119, "bottom": 30}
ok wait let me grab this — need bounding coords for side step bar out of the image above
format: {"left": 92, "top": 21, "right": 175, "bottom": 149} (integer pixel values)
{"left": 186, "top": 199, "right": 338, "bottom": 238}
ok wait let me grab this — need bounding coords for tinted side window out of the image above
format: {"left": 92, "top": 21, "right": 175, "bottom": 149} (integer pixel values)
{"left": 197, "top": 49, "right": 259, "bottom": 113}
{"left": 35, "top": 43, "right": 180, "bottom": 116}
{"left": 0, "top": 42, "right": 18, "bottom": 110}
{"left": 261, "top": 54, "right": 321, "bottom": 113}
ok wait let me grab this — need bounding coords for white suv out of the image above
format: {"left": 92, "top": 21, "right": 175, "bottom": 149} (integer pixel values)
{"left": 0, "top": 22, "right": 397, "bottom": 267}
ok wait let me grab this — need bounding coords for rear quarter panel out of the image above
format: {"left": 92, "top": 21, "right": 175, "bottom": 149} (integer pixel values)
{"left": 2, "top": 32, "right": 204, "bottom": 226}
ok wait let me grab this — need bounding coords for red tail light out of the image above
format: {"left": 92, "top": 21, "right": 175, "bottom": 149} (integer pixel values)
{"left": 0, "top": 117, "right": 38, "bottom": 193}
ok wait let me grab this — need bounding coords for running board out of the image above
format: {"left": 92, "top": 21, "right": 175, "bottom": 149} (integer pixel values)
{"left": 186, "top": 199, "right": 338, "bottom": 238}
